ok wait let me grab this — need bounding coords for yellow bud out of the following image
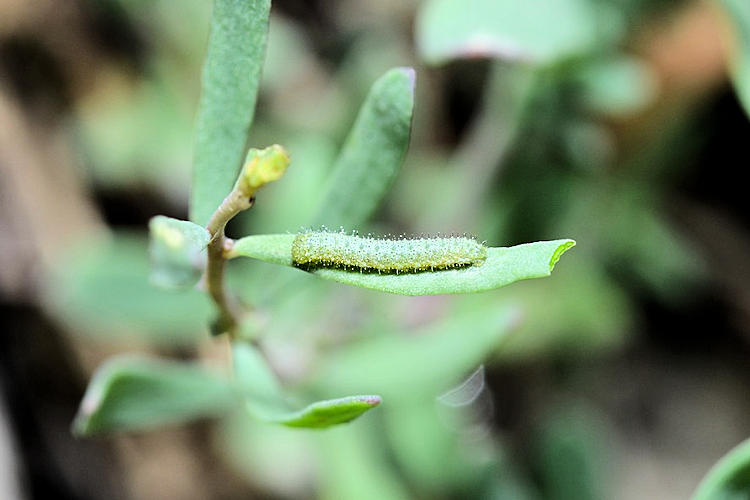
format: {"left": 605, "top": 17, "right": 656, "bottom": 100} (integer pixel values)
{"left": 236, "top": 144, "right": 290, "bottom": 196}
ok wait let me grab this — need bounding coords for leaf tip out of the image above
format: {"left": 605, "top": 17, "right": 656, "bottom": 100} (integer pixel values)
{"left": 549, "top": 239, "right": 576, "bottom": 272}
{"left": 396, "top": 66, "right": 416, "bottom": 90}
{"left": 71, "top": 385, "right": 104, "bottom": 437}
{"left": 280, "top": 394, "right": 383, "bottom": 429}
{"left": 357, "top": 394, "right": 382, "bottom": 407}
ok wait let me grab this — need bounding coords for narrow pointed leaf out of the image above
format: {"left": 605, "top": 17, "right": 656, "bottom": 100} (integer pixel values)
{"left": 692, "top": 437, "right": 750, "bottom": 500}
{"left": 228, "top": 235, "right": 575, "bottom": 295}
{"left": 312, "top": 67, "right": 415, "bottom": 228}
{"left": 73, "top": 356, "right": 237, "bottom": 436}
{"left": 190, "top": 0, "right": 271, "bottom": 225}
{"left": 233, "top": 342, "right": 381, "bottom": 428}
{"left": 278, "top": 396, "right": 382, "bottom": 428}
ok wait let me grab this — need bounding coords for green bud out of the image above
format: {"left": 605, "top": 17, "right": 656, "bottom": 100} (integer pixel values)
{"left": 236, "top": 144, "right": 290, "bottom": 196}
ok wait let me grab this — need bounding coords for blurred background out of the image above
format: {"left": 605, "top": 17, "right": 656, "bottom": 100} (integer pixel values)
{"left": 1, "top": 0, "right": 750, "bottom": 498}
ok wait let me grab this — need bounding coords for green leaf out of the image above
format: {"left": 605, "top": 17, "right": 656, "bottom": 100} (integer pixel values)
{"left": 148, "top": 216, "right": 210, "bottom": 289}
{"left": 311, "top": 307, "right": 517, "bottom": 400}
{"left": 383, "top": 397, "right": 480, "bottom": 488}
{"left": 45, "top": 234, "right": 213, "bottom": 346}
{"left": 228, "top": 235, "right": 575, "bottom": 295}
{"left": 233, "top": 341, "right": 381, "bottom": 428}
{"left": 190, "top": 0, "right": 271, "bottom": 225}
{"left": 218, "top": 413, "right": 318, "bottom": 496}
{"left": 73, "top": 356, "right": 237, "bottom": 436}
{"left": 76, "top": 73, "right": 193, "bottom": 191}
{"left": 722, "top": 0, "right": 750, "bottom": 118}
{"left": 312, "top": 67, "right": 415, "bottom": 228}
{"left": 575, "top": 56, "right": 658, "bottom": 117}
{"left": 315, "top": 424, "right": 411, "bottom": 500}
{"left": 415, "top": 0, "right": 606, "bottom": 66}
{"left": 229, "top": 234, "right": 296, "bottom": 265}
{"left": 279, "top": 396, "right": 382, "bottom": 428}
{"left": 692, "top": 438, "right": 750, "bottom": 500}
{"left": 532, "top": 406, "right": 609, "bottom": 500}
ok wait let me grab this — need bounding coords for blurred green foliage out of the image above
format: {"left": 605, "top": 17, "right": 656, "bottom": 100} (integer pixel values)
{"left": 723, "top": 0, "right": 750, "bottom": 118}
{"left": 692, "top": 437, "right": 750, "bottom": 500}
{"left": 41, "top": 0, "right": 750, "bottom": 497}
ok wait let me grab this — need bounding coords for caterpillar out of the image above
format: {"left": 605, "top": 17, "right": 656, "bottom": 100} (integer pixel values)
{"left": 291, "top": 231, "right": 487, "bottom": 274}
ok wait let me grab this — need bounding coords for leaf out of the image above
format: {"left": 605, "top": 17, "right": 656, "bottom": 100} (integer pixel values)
{"left": 72, "top": 356, "right": 237, "bottom": 436}
{"left": 229, "top": 233, "right": 296, "bottom": 265}
{"left": 228, "top": 235, "right": 575, "bottom": 295}
{"left": 310, "top": 306, "right": 517, "bottom": 400}
{"left": 491, "top": 259, "right": 631, "bottom": 359}
{"left": 190, "top": 0, "right": 271, "bottom": 226}
{"left": 279, "top": 396, "right": 383, "bottom": 429}
{"left": 382, "top": 398, "right": 472, "bottom": 489}
{"left": 148, "top": 216, "right": 210, "bottom": 289}
{"left": 233, "top": 341, "right": 381, "bottom": 428}
{"left": 312, "top": 67, "right": 415, "bottom": 229}
{"left": 315, "top": 424, "right": 411, "bottom": 500}
{"left": 218, "top": 413, "right": 318, "bottom": 496}
{"left": 692, "top": 437, "right": 750, "bottom": 500}
{"left": 76, "top": 74, "right": 193, "bottom": 191}
{"left": 575, "top": 56, "right": 658, "bottom": 117}
{"left": 45, "top": 234, "right": 213, "bottom": 346}
{"left": 532, "top": 405, "right": 609, "bottom": 500}
{"left": 722, "top": 0, "right": 750, "bottom": 118}
{"left": 415, "top": 0, "right": 607, "bottom": 66}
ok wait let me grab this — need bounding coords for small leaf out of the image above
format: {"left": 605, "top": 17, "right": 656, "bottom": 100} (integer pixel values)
{"left": 190, "top": 0, "right": 271, "bottom": 225}
{"left": 415, "top": 0, "right": 607, "bottom": 66}
{"left": 312, "top": 67, "right": 415, "bottom": 228}
{"left": 228, "top": 235, "right": 575, "bottom": 295}
{"left": 278, "top": 396, "right": 382, "bottom": 429}
{"left": 722, "top": 0, "right": 750, "bottom": 118}
{"left": 233, "top": 341, "right": 381, "bottom": 428}
{"left": 148, "top": 216, "right": 210, "bottom": 289}
{"left": 46, "top": 234, "right": 213, "bottom": 346}
{"left": 692, "top": 437, "right": 750, "bottom": 500}
{"left": 73, "top": 356, "right": 237, "bottom": 436}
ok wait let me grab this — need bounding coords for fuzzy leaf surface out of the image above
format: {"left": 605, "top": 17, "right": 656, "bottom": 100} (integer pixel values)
{"left": 312, "top": 67, "right": 415, "bottom": 228}
{"left": 229, "top": 235, "right": 575, "bottom": 295}
{"left": 190, "top": 0, "right": 271, "bottom": 225}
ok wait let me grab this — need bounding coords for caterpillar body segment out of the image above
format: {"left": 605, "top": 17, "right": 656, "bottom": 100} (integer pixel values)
{"left": 291, "top": 231, "right": 487, "bottom": 274}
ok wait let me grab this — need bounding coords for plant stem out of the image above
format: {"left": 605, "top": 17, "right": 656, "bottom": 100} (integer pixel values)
{"left": 202, "top": 144, "right": 290, "bottom": 338}
{"left": 205, "top": 188, "right": 253, "bottom": 337}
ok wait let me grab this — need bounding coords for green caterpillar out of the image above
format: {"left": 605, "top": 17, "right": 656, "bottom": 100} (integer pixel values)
{"left": 292, "top": 231, "right": 487, "bottom": 274}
